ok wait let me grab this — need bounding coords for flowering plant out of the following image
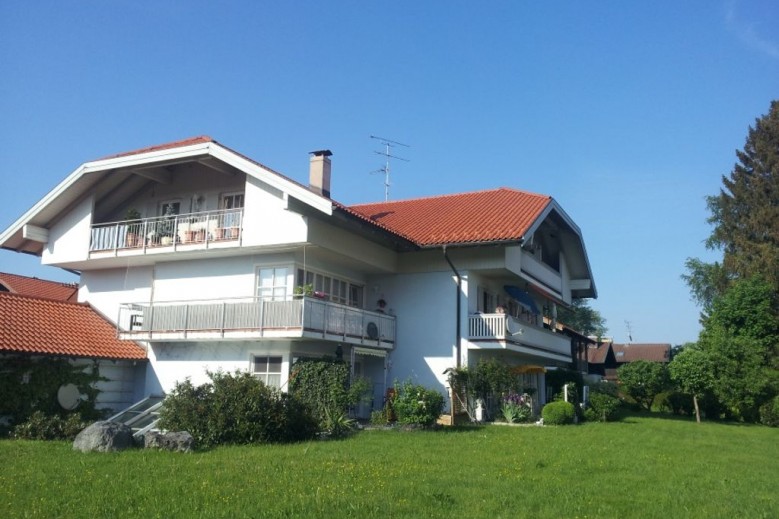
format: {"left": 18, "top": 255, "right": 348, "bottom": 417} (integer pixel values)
{"left": 500, "top": 392, "right": 533, "bottom": 423}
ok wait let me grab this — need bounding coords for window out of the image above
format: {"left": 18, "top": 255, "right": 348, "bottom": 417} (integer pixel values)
{"left": 252, "top": 356, "right": 282, "bottom": 388}
{"left": 221, "top": 192, "right": 245, "bottom": 209}
{"left": 257, "top": 267, "right": 289, "bottom": 301}
{"left": 159, "top": 201, "right": 181, "bottom": 216}
{"left": 296, "top": 268, "right": 364, "bottom": 307}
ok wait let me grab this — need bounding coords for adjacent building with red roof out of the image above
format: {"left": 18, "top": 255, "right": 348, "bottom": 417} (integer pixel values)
{"left": 0, "top": 136, "right": 597, "bottom": 419}
{"left": 0, "top": 273, "right": 146, "bottom": 416}
{"left": 587, "top": 341, "right": 672, "bottom": 381}
{"left": 0, "top": 271, "right": 79, "bottom": 301}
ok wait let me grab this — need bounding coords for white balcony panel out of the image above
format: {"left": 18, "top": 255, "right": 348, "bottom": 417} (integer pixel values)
{"left": 118, "top": 297, "right": 395, "bottom": 349}
{"left": 521, "top": 254, "right": 562, "bottom": 293}
{"left": 468, "top": 314, "right": 571, "bottom": 361}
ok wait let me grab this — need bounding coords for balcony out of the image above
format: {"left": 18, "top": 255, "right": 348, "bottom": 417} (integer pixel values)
{"left": 468, "top": 313, "right": 571, "bottom": 360}
{"left": 90, "top": 208, "right": 243, "bottom": 256}
{"left": 118, "top": 296, "right": 396, "bottom": 349}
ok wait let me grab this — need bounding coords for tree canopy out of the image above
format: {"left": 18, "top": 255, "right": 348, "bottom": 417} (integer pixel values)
{"left": 616, "top": 360, "right": 669, "bottom": 411}
{"left": 684, "top": 100, "right": 779, "bottom": 304}
{"left": 675, "top": 101, "right": 779, "bottom": 424}
{"left": 557, "top": 299, "right": 607, "bottom": 338}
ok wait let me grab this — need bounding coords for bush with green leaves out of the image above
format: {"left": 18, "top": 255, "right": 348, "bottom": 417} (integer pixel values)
{"left": 288, "top": 358, "right": 370, "bottom": 429}
{"left": 583, "top": 392, "right": 622, "bottom": 422}
{"left": 759, "top": 395, "right": 779, "bottom": 427}
{"left": 392, "top": 380, "right": 445, "bottom": 427}
{"left": 542, "top": 400, "right": 575, "bottom": 425}
{"left": 12, "top": 411, "right": 90, "bottom": 441}
{"left": 617, "top": 360, "right": 670, "bottom": 411}
{"left": 500, "top": 393, "right": 532, "bottom": 423}
{"left": 0, "top": 355, "right": 105, "bottom": 427}
{"left": 158, "top": 370, "right": 317, "bottom": 448}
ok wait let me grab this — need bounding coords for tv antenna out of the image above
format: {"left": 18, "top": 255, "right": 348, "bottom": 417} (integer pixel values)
{"left": 370, "top": 135, "right": 409, "bottom": 201}
{"left": 625, "top": 320, "right": 634, "bottom": 343}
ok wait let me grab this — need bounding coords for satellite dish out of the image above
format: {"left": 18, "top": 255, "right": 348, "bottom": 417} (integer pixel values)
{"left": 57, "top": 383, "right": 82, "bottom": 410}
{"left": 506, "top": 320, "right": 524, "bottom": 337}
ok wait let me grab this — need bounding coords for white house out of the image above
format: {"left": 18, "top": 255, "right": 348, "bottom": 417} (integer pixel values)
{"left": 0, "top": 136, "right": 596, "bottom": 415}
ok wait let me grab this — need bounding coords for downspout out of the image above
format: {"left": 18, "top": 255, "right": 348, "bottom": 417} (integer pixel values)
{"left": 442, "top": 245, "right": 462, "bottom": 368}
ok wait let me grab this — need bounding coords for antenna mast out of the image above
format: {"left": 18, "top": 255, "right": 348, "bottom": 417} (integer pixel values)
{"left": 625, "top": 320, "right": 634, "bottom": 344}
{"left": 370, "top": 135, "right": 409, "bottom": 201}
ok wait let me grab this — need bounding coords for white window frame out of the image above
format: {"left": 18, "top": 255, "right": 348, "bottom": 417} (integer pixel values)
{"left": 251, "top": 355, "right": 283, "bottom": 388}
{"left": 220, "top": 191, "right": 245, "bottom": 210}
{"left": 256, "top": 266, "right": 291, "bottom": 301}
{"left": 296, "top": 267, "right": 364, "bottom": 308}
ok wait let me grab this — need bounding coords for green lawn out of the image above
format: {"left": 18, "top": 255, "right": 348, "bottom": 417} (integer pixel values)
{"left": 1, "top": 415, "right": 777, "bottom": 518}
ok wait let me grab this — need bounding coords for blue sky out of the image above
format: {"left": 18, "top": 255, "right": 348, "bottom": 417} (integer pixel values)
{"left": 1, "top": 1, "right": 777, "bottom": 345}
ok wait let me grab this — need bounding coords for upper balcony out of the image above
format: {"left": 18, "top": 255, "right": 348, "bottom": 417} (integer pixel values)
{"left": 117, "top": 296, "right": 396, "bottom": 350}
{"left": 468, "top": 313, "right": 571, "bottom": 361}
{"left": 90, "top": 208, "right": 243, "bottom": 257}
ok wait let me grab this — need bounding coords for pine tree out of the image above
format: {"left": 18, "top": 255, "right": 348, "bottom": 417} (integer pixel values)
{"left": 705, "top": 100, "right": 779, "bottom": 291}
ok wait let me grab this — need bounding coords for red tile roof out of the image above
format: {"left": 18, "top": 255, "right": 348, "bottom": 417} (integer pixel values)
{"left": 348, "top": 188, "right": 552, "bottom": 247}
{"left": 0, "top": 272, "right": 78, "bottom": 302}
{"left": 100, "top": 135, "right": 215, "bottom": 160}
{"left": 587, "top": 342, "right": 671, "bottom": 364}
{"left": 0, "top": 292, "right": 146, "bottom": 360}
{"left": 612, "top": 343, "right": 671, "bottom": 363}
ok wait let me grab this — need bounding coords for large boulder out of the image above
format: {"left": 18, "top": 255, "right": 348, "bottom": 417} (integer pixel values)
{"left": 144, "top": 431, "right": 194, "bottom": 452}
{"left": 73, "top": 421, "right": 134, "bottom": 452}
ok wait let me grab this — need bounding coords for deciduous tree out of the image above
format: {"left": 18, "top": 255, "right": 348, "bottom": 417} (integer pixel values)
{"left": 669, "top": 344, "right": 714, "bottom": 423}
{"left": 616, "top": 360, "right": 669, "bottom": 411}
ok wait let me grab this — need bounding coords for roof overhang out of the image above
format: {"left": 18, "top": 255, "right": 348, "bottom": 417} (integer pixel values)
{"left": 0, "top": 140, "right": 334, "bottom": 256}
{"left": 520, "top": 199, "right": 597, "bottom": 299}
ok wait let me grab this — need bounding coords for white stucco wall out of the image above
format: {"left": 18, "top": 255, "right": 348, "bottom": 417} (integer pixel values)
{"left": 79, "top": 266, "right": 154, "bottom": 320}
{"left": 242, "top": 177, "right": 308, "bottom": 246}
{"left": 42, "top": 195, "right": 93, "bottom": 265}
{"left": 371, "top": 270, "right": 459, "bottom": 404}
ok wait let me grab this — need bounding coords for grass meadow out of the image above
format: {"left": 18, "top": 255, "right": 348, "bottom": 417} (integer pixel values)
{"left": 1, "top": 414, "right": 777, "bottom": 518}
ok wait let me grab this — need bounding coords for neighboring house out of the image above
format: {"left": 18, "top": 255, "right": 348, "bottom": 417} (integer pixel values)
{"left": 587, "top": 341, "right": 671, "bottom": 381}
{"left": 0, "top": 271, "right": 79, "bottom": 301}
{"left": 0, "top": 274, "right": 147, "bottom": 414}
{"left": 0, "top": 136, "right": 597, "bottom": 415}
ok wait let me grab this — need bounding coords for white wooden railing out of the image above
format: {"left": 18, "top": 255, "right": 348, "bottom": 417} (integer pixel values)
{"left": 118, "top": 296, "right": 395, "bottom": 347}
{"left": 90, "top": 208, "right": 243, "bottom": 252}
{"left": 468, "top": 313, "right": 571, "bottom": 357}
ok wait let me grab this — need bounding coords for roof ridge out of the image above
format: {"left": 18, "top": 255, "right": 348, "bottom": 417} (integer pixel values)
{"left": 0, "top": 290, "right": 87, "bottom": 306}
{"left": 348, "top": 186, "right": 550, "bottom": 208}
{"left": 97, "top": 135, "right": 215, "bottom": 160}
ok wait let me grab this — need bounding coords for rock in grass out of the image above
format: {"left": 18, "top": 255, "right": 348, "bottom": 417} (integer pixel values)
{"left": 143, "top": 431, "right": 194, "bottom": 452}
{"left": 73, "top": 421, "right": 134, "bottom": 452}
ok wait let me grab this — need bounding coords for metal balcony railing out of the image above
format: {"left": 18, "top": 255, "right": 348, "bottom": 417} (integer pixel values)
{"left": 118, "top": 296, "right": 396, "bottom": 348}
{"left": 90, "top": 208, "right": 243, "bottom": 252}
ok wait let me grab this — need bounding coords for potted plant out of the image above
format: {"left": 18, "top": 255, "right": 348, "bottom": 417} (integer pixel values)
{"left": 293, "top": 284, "right": 314, "bottom": 298}
{"left": 124, "top": 207, "right": 142, "bottom": 247}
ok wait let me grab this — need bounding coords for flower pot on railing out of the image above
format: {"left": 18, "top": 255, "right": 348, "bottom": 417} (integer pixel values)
{"left": 216, "top": 227, "right": 239, "bottom": 240}
{"left": 183, "top": 229, "right": 206, "bottom": 243}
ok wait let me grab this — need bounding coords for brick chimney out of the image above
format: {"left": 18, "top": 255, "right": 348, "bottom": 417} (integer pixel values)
{"left": 309, "top": 150, "right": 332, "bottom": 198}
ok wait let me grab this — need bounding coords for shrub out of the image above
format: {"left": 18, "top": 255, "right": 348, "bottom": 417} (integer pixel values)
{"left": 759, "top": 395, "right": 779, "bottom": 427}
{"left": 584, "top": 392, "right": 622, "bottom": 422}
{"left": 500, "top": 393, "right": 533, "bottom": 423}
{"left": 655, "top": 391, "right": 694, "bottom": 416}
{"left": 542, "top": 400, "right": 575, "bottom": 425}
{"left": 370, "top": 406, "right": 392, "bottom": 426}
{"left": 158, "top": 370, "right": 317, "bottom": 448}
{"left": 12, "top": 411, "right": 89, "bottom": 441}
{"left": 288, "top": 358, "right": 370, "bottom": 430}
{"left": 392, "top": 380, "right": 445, "bottom": 427}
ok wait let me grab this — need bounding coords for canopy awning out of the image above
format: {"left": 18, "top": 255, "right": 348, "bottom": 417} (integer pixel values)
{"left": 504, "top": 285, "right": 540, "bottom": 314}
{"left": 513, "top": 365, "right": 546, "bottom": 374}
